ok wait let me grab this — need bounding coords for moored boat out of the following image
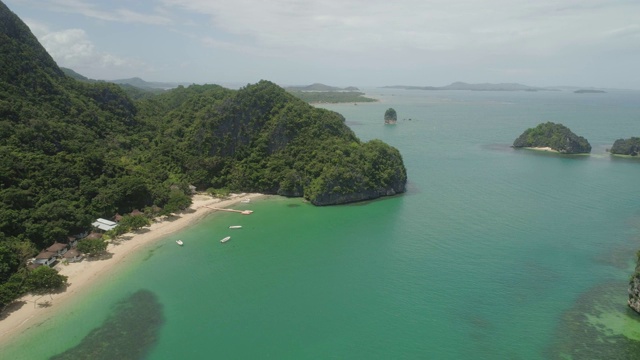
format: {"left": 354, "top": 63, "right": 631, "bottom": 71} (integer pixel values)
{"left": 220, "top": 236, "right": 231, "bottom": 243}
{"left": 229, "top": 225, "right": 242, "bottom": 229}
{"left": 176, "top": 240, "right": 183, "bottom": 246}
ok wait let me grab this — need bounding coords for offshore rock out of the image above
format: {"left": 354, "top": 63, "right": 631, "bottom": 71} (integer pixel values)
{"left": 311, "top": 185, "right": 404, "bottom": 206}
{"left": 384, "top": 108, "right": 397, "bottom": 125}
{"left": 628, "top": 259, "right": 640, "bottom": 313}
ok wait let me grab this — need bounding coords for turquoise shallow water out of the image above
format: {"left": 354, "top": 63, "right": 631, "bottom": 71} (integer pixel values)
{"left": 4, "top": 89, "right": 640, "bottom": 359}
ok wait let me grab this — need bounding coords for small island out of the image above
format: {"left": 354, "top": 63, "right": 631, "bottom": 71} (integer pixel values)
{"left": 574, "top": 89, "right": 606, "bottom": 94}
{"left": 384, "top": 108, "right": 397, "bottom": 125}
{"left": 284, "top": 83, "right": 377, "bottom": 104}
{"left": 512, "top": 122, "right": 591, "bottom": 154}
{"left": 609, "top": 137, "right": 640, "bottom": 156}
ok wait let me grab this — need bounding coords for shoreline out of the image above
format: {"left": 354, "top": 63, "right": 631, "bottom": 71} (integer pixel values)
{"left": 0, "top": 192, "right": 264, "bottom": 347}
{"left": 524, "top": 146, "right": 559, "bottom": 153}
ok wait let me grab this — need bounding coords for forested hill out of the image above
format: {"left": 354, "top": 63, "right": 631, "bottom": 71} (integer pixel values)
{"left": 0, "top": 0, "right": 406, "bottom": 301}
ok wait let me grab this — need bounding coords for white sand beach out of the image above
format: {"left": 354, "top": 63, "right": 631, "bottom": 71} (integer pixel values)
{"left": 525, "top": 146, "right": 558, "bottom": 153}
{"left": 0, "top": 192, "right": 263, "bottom": 346}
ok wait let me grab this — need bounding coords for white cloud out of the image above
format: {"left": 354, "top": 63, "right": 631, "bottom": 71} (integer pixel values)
{"left": 23, "top": 19, "right": 147, "bottom": 78}
{"left": 10, "top": 0, "right": 640, "bottom": 87}
{"left": 160, "top": 0, "right": 640, "bottom": 57}
{"left": 33, "top": 0, "right": 172, "bottom": 25}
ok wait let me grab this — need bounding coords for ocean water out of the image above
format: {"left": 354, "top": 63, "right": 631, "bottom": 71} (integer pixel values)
{"left": 4, "top": 88, "right": 640, "bottom": 359}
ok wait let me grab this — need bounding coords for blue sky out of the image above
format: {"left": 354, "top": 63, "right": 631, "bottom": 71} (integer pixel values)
{"left": 5, "top": 0, "right": 640, "bottom": 89}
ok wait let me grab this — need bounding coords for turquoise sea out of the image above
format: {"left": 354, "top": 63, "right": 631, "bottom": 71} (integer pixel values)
{"left": 4, "top": 88, "right": 640, "bottom": 359}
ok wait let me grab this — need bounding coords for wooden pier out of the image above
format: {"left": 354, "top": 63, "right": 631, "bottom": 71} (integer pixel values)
{"left": 206, "top": 207, "right": 253, "bottom": 215}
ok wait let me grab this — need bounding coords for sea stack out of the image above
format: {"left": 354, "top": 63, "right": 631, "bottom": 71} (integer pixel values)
{"left": 384, "top": 108, "right": 397, "bottom": 125}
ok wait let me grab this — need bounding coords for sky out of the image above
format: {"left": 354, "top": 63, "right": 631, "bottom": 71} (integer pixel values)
{"left": 4, "top": 0, "right": 640, "bottom": 89}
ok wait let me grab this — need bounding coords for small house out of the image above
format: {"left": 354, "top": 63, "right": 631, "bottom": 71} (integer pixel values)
{"left": 85, "top": 232, "right": 103, "bottom": 240}
{"left": 34, "top": 250, "right": 58, "bottom": 267}
{"left": 130, "top": 209, "right": 143, "bottom": 217}
{"left": 46, "top": 242, "right": 68, "bottom": 257}
{"left": 63, "top": 249, "right": 83, "bottom": 263}
{"left": 91, "top": 218, "right": 117, "bottom": 232}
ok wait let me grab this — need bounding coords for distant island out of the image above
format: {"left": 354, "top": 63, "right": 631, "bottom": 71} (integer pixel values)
{"left": 284, "top": 83, "right": 377, "bottom": 103}
{"left": 61, "top": 68, "right": 190, "bottom": 90}
{"left": 512, "top": 122, "right": 592, "bottom": 154}
{"left": 285, "top": 83, "right": 359, "bottom": 92}
{"left": 61, "top": 67, "right": 191, "bottom": 99}
{"left": 609, "top": 137, "right": 640, "bottom": 156}
{"left": 574, "top": 89, "right": 606, "bottom": 94}
{"left": 383, "top": 82, "right": 556, "bottom": 92}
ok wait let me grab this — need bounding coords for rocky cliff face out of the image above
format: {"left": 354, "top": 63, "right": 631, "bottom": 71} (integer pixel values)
{"left": 629, "top": 259, "right": 640, "bottom": 313}
{"left": 311, "top": 180, "right": 405, "bottom": 206}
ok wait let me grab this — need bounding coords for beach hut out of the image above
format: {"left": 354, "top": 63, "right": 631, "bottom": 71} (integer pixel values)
{"left": 130, "top": 209, "right": 143, "bottom": 217}
{"left": 27, "top": 262, "right": 42, "bottom": 270}
{"left": 46, "top": 242, "right": 68, "bottom": 257}
{"left": 34, "top": 250, "right": 58, "bottom": 267}
{"left": 63, "top": 249, "right": 83, "bottom": 263}
{"left": 85, "top": 232, "right": 103, "bottom": 240}
{"left": 66, "top": 236, "right": 78, "bottom": 247}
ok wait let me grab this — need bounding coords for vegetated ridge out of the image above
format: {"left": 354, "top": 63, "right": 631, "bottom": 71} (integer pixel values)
{"left": 0, "top": 0, "right": 406, "bottom": 309}
{"left": 512, "top": 122, "right": 592, "bottom": 154}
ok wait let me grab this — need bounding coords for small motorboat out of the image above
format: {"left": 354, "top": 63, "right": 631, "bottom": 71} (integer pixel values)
{"left": 176, "top": 240, "right": 184, "bottom": 246}
{"left": 229, "top": 225, "right": 242, "bottom": 229}
{"left": 220, "top": 236, "right": 231, "bottom": 243}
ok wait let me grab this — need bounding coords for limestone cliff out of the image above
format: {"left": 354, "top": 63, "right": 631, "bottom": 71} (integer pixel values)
{"left": 629, "top": 255, "right": 640, "bottom": 313}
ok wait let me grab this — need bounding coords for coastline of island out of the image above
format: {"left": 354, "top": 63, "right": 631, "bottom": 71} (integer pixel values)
{"left": 524, "top": 146, "right": 559, "bottom": 153}
{"left": 0, "top": 192, "right": 265, "bottom": 347}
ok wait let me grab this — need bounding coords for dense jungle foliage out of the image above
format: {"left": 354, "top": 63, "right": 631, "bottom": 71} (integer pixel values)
{"left": 0, "top": 1, "right": 406, "bottom": 309}
{"left": 512, "top": 122, "right": 591, "bottom": 154}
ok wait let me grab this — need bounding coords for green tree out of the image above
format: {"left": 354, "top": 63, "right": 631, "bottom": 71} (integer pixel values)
{"left": 118, "top": 214, "right": 150, "bottom": 231}
{"left": 77, "top": 238, "right": 108, "bottom": 257}
{"left": 160, "top": 190, "right": 192, "bottom": 215}
{"left": 0, "top": 281, "right": 23, "bottom": 311}
{"left": 24, "top": 266, "right": 68, "bottom": 295}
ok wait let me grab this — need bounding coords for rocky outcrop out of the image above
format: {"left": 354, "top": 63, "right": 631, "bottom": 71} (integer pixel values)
{"left": 629, "top": 257, "right": 640, "bottom": 313}
{"left": 384, "top": 108, "right": 397, "bottom": 124}
{"left": 513, "top": 122, "right": 591, "bottom": 154}
{"left": 610, "top": 137, "right": 640, "bottom": 156}
{"left": 311, "top": 181, "right": 405, "bottom": 206}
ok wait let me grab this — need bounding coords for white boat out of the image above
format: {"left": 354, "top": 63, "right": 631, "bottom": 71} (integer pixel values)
{"left": 240, "top": 199, "right": 251, "bottom": 203}
{"left": 220, "top": 236, "right": 231, "bottom": 243}
{"left": 176, "top": 240, "right": 184, "bottom": 246}
{"left": 229, "top": 225, "right": 242, "bottom": 229}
